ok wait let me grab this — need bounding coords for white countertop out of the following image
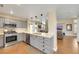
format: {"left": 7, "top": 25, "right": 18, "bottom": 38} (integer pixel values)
{"left": 0, "top": 33, "right": 4, "bottom": 36}
{"left": 0, "top": 28, "right": 53, "bottom": 38}
{"left": 0, "top": 29, "right": 4, "bottom": 36}
{"left": 16, "top": 30, "right": 53, "bottom": 38}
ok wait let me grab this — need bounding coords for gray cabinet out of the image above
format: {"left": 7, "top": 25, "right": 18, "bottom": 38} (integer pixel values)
{"left": 0, "top": 35, "right": 4, "bottom": 47}
{"left": 22, "top": 22, "right": 27, "bottom": 28}
{"left": 0, "top": 17, "right": 4, "bottom": 28}
{"left": 17, "top": 21, "right": 27, "bottom": 28}
{"left": 17, "top": 33, "right": 26, "bottom": 42}
{"left": 16, "top": 21, "right": 22, "bottom": 28}
{"left": 5, "top": 19, "right": 16, "bottom": 24}
{"left": 30, "top": 35, "right": 53, "bottom": 53}
{"left": 30, "top": 35, "right": 36, "bottom": 47}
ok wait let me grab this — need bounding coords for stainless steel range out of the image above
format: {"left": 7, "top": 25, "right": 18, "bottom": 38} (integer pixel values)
{"left": 4, "top": 30, "right": 17, "bottom": 47}
{"left": 4, "top": 23, "right": 17, "bottom": 47}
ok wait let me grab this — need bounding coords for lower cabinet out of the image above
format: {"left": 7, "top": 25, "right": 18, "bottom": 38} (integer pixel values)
{"left": 17, "top": 33, "right": 26, "bottom": 42}
{"left": 30, "top": 35, "right": 37, "bottom": 47}
{"left": 30, "top": 35, "right": 53, "bottom": 54}
{"left": 0, "top": 35, "right": 4, "bottom": 47}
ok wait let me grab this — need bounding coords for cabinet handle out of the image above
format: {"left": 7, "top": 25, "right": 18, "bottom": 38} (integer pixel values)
{"left": 43, "top": 45, "right": 45, "bottom": 47}
{"left": 43, "top": 49, "right": 45, "bottom": 51}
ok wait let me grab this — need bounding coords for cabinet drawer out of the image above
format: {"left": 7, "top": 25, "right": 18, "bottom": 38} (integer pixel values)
{"left": 44, "top": 38, "right": 51, "bottom": 42}
{"left": 40, "top": 40, "right": 51, "bottom": 47}
{"left": 37, "top": 41, "right": 51, "bottom": 49}
{"left": 44, "top": 42, "right": 49, "bottom": 46}
{"left": 42, "top": 48, "right": 51, "bottom": 53}
{"left": 42, "top": 44, "right": 50, "bottom": 49}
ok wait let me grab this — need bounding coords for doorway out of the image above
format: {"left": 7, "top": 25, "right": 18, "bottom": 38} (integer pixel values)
{"left": 56, "top": 19, "right": 78, "bottom": 54}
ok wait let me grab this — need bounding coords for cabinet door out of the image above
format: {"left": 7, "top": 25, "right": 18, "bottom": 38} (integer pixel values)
{"left": 44, "top": 38, "right": 51, "bottom": 47}
{"left": 5, "top": 19, "right": 16, "bottom": 24}
{"left": 0, "top": 18, "right": 4, "bottom": 28}
{"left": 17, "top": 33, "right": 22, "bottom": 41}
{"left": 32, "top": 35, "right": 38, "bottom": 47}
{"left": 17, "top": 21, "right": 22, "bottom": 28}
{"left": 0, "top": 36, "right": 4, "bottom": 47}
{"left": 22, "top": 22, "right": 27, "bottom": 28}
{"left": 36, "top": 36, "right": 43, "bottom": 50}
{"left": 30, "top": 35, "right": 40, "bottom": 48}
{"left": 17, "top": 33, "right": 26, "bottom": 42}
{"left": 17, "top": 21, "right": 27, "bottom": 28}
{"left": 22, "top": 33, "right": 26, "bottom": 42}
{"left": 30, "top": 35, "right": 36, "bottom": 46}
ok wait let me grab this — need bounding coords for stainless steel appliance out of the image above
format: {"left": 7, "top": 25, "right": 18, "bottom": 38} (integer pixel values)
{"left": 26, "top": 33, "right": 30, "bottom": 45}
{"left": 5, "top": 34, "right": 17, "bottom": 43}
{"left": 3, "top": 23, "right": 17, "bottom": 47}
{"left": 4, "top": 31, "right": 17, "bottom": 47}
{"left": 4, "top": 23, "right": 16, "bottom": 28}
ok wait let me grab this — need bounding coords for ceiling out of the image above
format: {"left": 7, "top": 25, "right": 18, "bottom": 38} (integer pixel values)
{"left": 56, "top": 4, "right": 79, "bottom": 20}
{"left": 0, "top": 4, "right": 79, "bottom": 20}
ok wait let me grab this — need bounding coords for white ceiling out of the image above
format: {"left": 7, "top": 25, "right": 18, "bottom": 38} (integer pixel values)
{"left": 56, "top": 4, "right": 79, "bottom": 19}
{"left": 0, "top": 4, "right": 79, "bottom": 20}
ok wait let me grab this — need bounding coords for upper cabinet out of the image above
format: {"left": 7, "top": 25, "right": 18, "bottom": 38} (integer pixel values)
{"left": 16, "top": 21, "right": 22, "bottom": 28}
{"left": 3, "top": 19, "right": 17, "bottom": 28}
{"left": 22, "top": 21, "right": 27, "bottom": 28}
{"left": 16, "top": 20, "right": 27, "bottom": 28}
{"left": 0, "top": 13, "right": 27, "bottom": 28}
{"left": 5, "top": 19, "right": 16, "bottom": 24}
{"left": 0, "top": 17, "right": 27, "bottom": 29}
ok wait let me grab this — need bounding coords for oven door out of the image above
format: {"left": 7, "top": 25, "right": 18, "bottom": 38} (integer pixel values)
{"left": 6, "top": 35, "right": 17, "bottom": 43}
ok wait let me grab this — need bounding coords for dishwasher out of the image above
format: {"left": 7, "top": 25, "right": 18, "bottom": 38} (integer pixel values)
{"left": 26, "top": 34, "right": 30, "bottom": 45}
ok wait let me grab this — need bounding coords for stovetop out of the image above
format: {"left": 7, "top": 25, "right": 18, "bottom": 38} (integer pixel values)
{"left": 4, "top": 31, "right": 17, "bottom": 34}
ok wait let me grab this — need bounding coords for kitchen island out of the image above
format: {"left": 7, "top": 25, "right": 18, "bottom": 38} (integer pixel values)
{"left": 30, "top": 34, "right": 53, "bottom": 54}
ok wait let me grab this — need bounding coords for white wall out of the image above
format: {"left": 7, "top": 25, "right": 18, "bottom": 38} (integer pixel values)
{"left": 57, "top": 19, "right": 74, "bottom": 36}
{"left": 47, "top": 8, "right": 57, "bottom": 52}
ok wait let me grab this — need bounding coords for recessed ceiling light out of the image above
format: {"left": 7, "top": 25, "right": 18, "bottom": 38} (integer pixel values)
{"left": 10, "top": 10, "right": 14, "bottom": 14}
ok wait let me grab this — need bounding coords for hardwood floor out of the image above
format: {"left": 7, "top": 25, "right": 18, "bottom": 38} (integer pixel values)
{"left": 0, "top": 42, "right": 43, "bottom": 54}
{"left": 0, "top": 36, "right": 79, "bottom": 54}
{"left": 55, "top": 36, "right": 79, "bottom": 54}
